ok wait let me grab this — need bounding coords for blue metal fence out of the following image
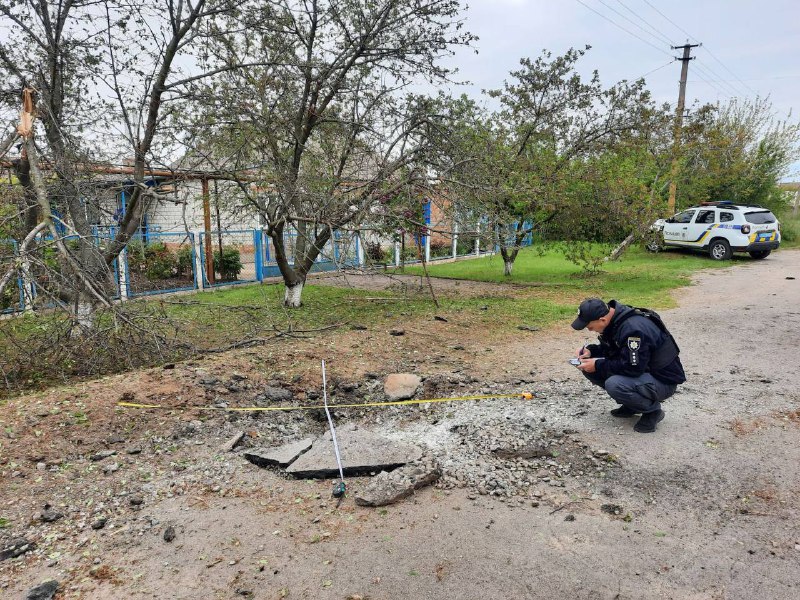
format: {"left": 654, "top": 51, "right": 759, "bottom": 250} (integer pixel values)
{"left": 199, "top": 230, "right": 259, "bottom": 288}
{"left": 3, "top": 219, "right": 536, "bottom": 312}
{"left": 126, "top": 231, "right": 197, "bottom": 297}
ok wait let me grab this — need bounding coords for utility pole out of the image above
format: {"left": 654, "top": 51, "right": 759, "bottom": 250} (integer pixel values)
{"left": 667, "top": 42, "right": 700, "bottom": 215}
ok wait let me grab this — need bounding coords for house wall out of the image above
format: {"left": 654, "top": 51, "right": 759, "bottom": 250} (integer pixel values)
{"left": 146, "top": 180, "right": 261, "bottom": 234}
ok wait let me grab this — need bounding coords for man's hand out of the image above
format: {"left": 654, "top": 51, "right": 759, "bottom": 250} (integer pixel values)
{"left": 575, "top": 345, "right": 591, "bottom": 359}
{"left": 577, "top": 358, "right": 598, "bottom": 373}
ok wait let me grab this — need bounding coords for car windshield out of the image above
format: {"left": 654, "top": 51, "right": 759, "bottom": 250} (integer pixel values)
{"left": 745, "top": 211, "right": 777, "bottom": 224}
{"left": 672, "top": 210, "right": 695, "bottom": 224}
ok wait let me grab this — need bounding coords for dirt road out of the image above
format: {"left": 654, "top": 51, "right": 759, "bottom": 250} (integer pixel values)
{"left": 2, "top": 251, "right": 799, "bottom": 599}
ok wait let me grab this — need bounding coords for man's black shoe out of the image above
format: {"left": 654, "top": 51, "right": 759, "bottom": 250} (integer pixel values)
{"left": 634, "top": 409, "right": 665, "bottom": 433}
{"left": 610, "top": 406, "right": 639, "bottom": 418}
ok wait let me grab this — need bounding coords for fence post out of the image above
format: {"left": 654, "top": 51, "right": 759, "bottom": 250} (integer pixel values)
{"left": 424, "top": 230, "right": 431, "bottom": 262}
{"left": 452, "top": 222, "right": 458, "bottom": 258}
{"left": 118, "top": 247, "right": 129, "bottom": 300}
{"left": 355, "top": 232, "right": 363, "bottom": 267}
{"left": 254, "top": 229, "right": 264, "bottom": 282}
{"left": 475, "top": 223, "right": 480, "bottom": 256}
{"left": 192, "top": 230, "right": 205, "bottom": 290}
{"left": 394, "top": 238, "right": 400, "bottom": 267}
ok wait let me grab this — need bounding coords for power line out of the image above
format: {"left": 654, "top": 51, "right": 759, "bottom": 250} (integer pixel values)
{"left": 596, "top": 0, "right": 673, "bottom": 47}
{"left": 639, "top": 0, "right": 754, "bottom": 99}
{"left": 691, "top": 60, "right": 738, "bottom": 99}
{"left": 689, "top": 74, "right": 800, "bottom": 83}
{"left": 641, "top": 0, "right": 698, "bottom": 43}
{"left": 635, "top": 59, "right": 676, "bottom": 81}
{"left": 574, "top": 0, "right": 672, "bottom": 57}
{"left": 700, "top": 45, "right": 759, "bottom": 96}
{"left": 614, "top": 0, "right": 675, "bottom": 47}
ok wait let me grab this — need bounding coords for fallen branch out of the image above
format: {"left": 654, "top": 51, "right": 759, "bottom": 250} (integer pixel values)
{"left": 193, "top": 322, "right": 346, "bottom": 353}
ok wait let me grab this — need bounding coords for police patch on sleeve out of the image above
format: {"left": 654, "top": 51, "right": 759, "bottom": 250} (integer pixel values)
{"left": 627, "top": 337, "right": 641, "bottom": 366}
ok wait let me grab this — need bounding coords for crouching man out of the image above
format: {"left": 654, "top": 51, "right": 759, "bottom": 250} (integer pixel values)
{"left": 571, "top": 298, "right": 686, "bottom": 433}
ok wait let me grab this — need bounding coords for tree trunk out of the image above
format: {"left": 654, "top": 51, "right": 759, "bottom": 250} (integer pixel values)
{"left": 284, "top": 280, "right": 304, "bottom": 308}
{"left": 504, "top": 260, "right": 514, "bottom": 276}
{"left": 75, "top": 299, "right": 95, "bottom": 330}
{"left": 608, "top": 233, "right": 636, "bottom": 262}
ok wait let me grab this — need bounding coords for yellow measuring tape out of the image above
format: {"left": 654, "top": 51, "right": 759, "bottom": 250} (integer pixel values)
{"left": 117, "top": 392, "right": 534, "bottom": 413}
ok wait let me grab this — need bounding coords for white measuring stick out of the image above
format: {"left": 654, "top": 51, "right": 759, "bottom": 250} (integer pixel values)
{"left": 321, "top": 360, "right": 345, "bottom": 483}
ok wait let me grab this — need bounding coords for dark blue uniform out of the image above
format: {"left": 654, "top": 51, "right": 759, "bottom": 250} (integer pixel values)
{"left": 583, "top": 301, "right": 686, "bottom": 413}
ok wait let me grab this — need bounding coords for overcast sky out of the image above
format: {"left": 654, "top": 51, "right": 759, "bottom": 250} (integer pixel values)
{"left": 438, "top": 0, "right": 800, "bottom": 178}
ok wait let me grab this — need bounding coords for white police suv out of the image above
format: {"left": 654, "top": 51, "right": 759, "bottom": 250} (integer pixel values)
{"left": 649, "top": 201, "right": 781, "bottom": 260}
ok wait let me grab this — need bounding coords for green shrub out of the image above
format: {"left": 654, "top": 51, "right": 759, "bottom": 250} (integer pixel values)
{"left": 456, "top": 235, "right": 477, "bottom": 256}
{"left": 213, "top": 247, "right": 242, "bottom": 280}
{"left": 401, "top": 245, "right": 420, "bottom": 261}
{"left": 176, "top": 246, "right": 194, "bottom": 278}
{"left": 127, "top": 241, "right": 177, "bottom": 280}
{"left": 430, "top": 240, "right": 452, "bottom": 258}
{"left": 365, "top": 241, "right": 385, "bottom": 262}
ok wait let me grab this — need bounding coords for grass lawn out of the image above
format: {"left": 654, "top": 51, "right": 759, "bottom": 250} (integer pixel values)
{"left": 400, "top": 244, "right": 736, "bottom": 308}
{"left": 0, "top": 241, "right": 777, "bottom": 395}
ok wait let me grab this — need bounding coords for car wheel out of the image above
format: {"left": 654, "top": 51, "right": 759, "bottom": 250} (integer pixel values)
{"left": 748, "top": 249, "right": 771, "bottom": 259}
{"left": 708, "top": 239, "right": 732, "bottom": 261}
{"left": 646, "top": 241, "right": 662, "bottom": 253}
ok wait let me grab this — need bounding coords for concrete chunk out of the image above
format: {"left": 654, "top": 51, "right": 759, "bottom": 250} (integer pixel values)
{"left": 287, "top": 423, "right": 422, "bottom": 479}
{"left": 384, "top": 373, "right": 421, "bottom": 400}
{"left": 355, "top": 457, "right": 442, "bottom": 506}
{"left": 243, "top": 437, "right": 314, "bottom": 468}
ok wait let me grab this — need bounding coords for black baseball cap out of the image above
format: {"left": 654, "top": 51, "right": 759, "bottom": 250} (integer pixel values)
{"left": 571, "top": 298, "right": 609, "bottom": 330}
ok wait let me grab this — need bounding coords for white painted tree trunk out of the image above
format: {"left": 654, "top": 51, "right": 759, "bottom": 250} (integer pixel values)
{"left": 76, "top": 301, "right": 95, "bottom": 329}
{"left": 504, "top": 260, "right": 514, "bottom": 276}
{"left": 284, "top": 281, "right": 304, "bottom": 308}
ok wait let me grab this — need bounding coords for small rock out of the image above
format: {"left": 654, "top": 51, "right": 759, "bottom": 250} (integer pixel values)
{"left": 90, "top": 450, "right": 116, "bottom": 461}
{"left": 218, "top": 431, "right": 245, "bottom": 453}
{"left": 107, "top": 434, "right": 126, "bottom": 444}
{"left": 0, "top": 538, "right": 36, "bottom": 561}
{"left": 389, "top": 329, "right": 405, "bottom": 336}
{"left": 163, "top": 525, "right": 176, "bottom": 542}
{"left": 102, "top": 462, "right": 120, "bottom": 474}
{"left": 351, "top": 324, "right": 368, "bottom": 331}
{"left": 40, "top": 507, "right": 64, "bottom": 523}
{"left": 129, "top": 495, "right": 144, "bottom": 506}
{"left": 601, "top": 503, "right": 624, "bottom": 516}
{"left": 126, "top": 446, "right": 142, "bottom": 455}
{"left": 25, "top": 580, "right": 59, "bottom": 600}
{"left": 257, "top": 386, "right": 293, "bottom": 403}
{"left": 433, "top": 316, "right": 448, "bottom": 322}
{"left": 564, "top": 514, "right": 576, "bottom": 522}
{"left": 91, "top": 518, "right": 107, "bottom": 530}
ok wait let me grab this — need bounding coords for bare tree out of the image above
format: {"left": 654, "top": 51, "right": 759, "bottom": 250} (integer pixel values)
{"left": 0, "top": 0, "right": 233, "bottom": 326}
{"left": 181, "top": 0, "right": 474, "bottom": 306}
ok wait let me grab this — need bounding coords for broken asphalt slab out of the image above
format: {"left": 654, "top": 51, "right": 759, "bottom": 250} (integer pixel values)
{"left": 286, "top": 423, "right": 423, "bottom": 479}
{"left": 243, "top": 437, "right": 315, "bottom": 468}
